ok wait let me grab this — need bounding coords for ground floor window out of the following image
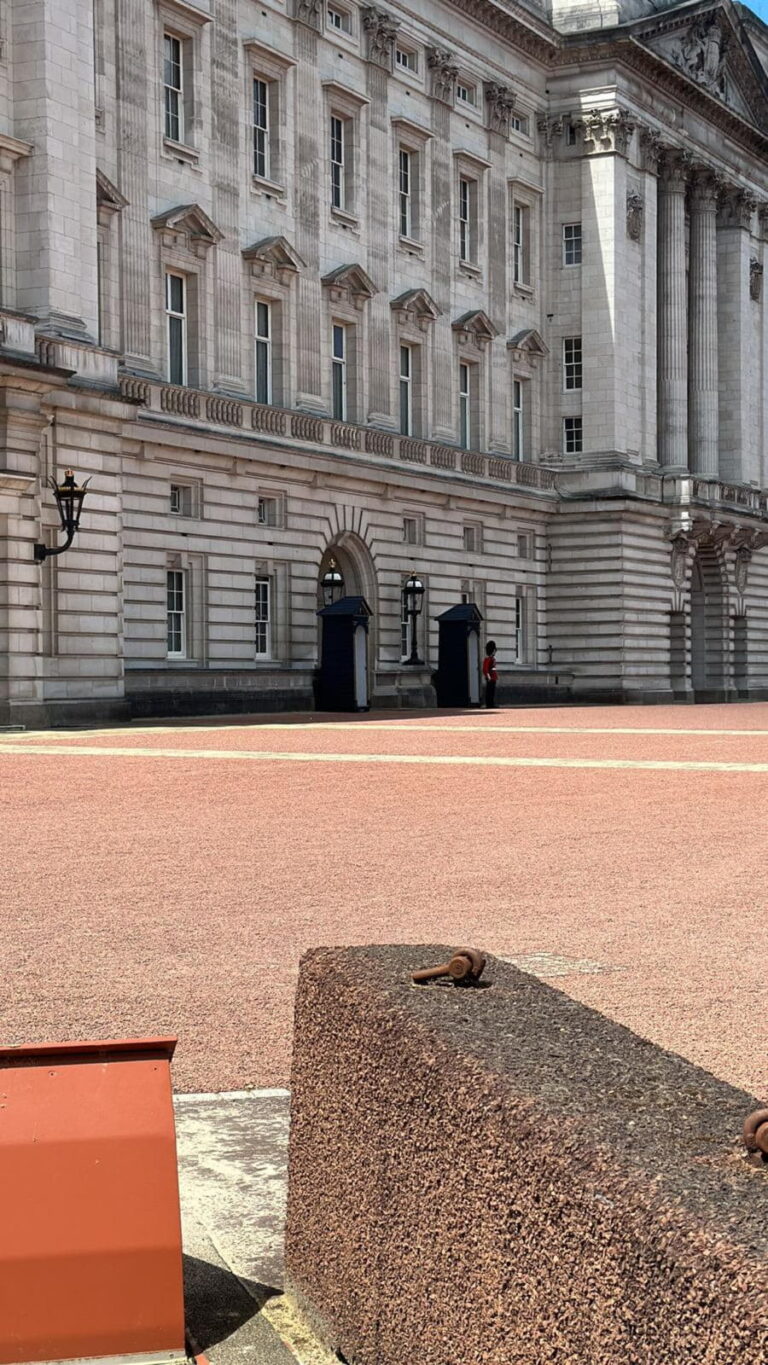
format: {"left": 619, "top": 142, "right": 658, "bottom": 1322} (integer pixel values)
{"left": 167, "top": 569, "right": 187, "bottom": 657}
{"left": 255, "top": 576, "right": 271, "bottom": 657}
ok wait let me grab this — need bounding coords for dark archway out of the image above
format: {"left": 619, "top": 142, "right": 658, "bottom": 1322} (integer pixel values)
{"left": 690, "top": 542, "right": 728, "bottom": 700}
{"left": 317, "top": 531, "right": 378, "bottom": 664}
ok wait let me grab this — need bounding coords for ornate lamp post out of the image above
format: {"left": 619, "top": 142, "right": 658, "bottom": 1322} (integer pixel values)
{"left": 402, "top": 572, "right": 425, "bottom": 665}
{"left": 34, "top": 469, "right": 91, "bottom": 563}
{"left": 320, "top": 556, "right": 345, "bottom": 607}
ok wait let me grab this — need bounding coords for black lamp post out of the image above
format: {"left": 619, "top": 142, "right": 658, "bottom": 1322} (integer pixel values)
{"left": 34, "top": 469, "right": 91, "bottom": 563}
{"left": 320, "top": 556, "right": 345, "bottom": 607}
{"left": 402, "top": 572, "right": 425, "bottom": 665}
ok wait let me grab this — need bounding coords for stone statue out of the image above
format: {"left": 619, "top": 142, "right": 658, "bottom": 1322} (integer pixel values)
{"left": 672, "top": 16, "right": 727, "bottom": 97}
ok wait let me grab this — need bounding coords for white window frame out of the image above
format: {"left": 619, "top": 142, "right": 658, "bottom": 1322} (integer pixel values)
{"left": 395, "top": 45, "right": 418, "bottom": 73}
{"left": 257, "top": 495, "right": 279, "bottom": 527}
{"left": 463, "top": 522, "right": 483, "bottom": 554}
{"left": 510, "top": 112, "right": 529, "bottom": 136}
{"left": 513, "top": 379, "right": 524, "bottom": 461}
{"left": 163, "top": 32, "right": 184, "bottom": 143}
{"left": 563, "top": 336, "right": 582, "bottom": 392}
{"left": 330, "top": 114, "right": 346, "bottom": 211}
{"left": 252, "top": 77, "right": 270, "bottom": 181}
{"left": 456, "top": 80, "right": 477, "bottom": 107}
{"left": 403, "top": 514, "right": 421, "bottom": 545}
{"left": 459, "top": 362, "right": 471, "bottom": 449}
{"left": 563, "top": 415, "right": 583, "bottom": 454}
{"left": 327, "top": 3, "right": 353, "bottom": 33}
{"left": 170, "top": 483, "right": 193, "bottom": 516}
{"left": 399, "top": 147, "right": 413, "bottom": 240}
{"left": 514, "top": 594, "right": 524, "bottom": 661}
{"left": 166, "top": 568, "right": 187, "bottom": 658}
{"left": 399, "top": 344, "right": 413, "bottom": 436}
{"left": 563, "top": 223, "right": 582, "bottom": 267}
{"left": 255, "top": 576, "right": 272, "bottom": 658}
{"left": 255, "top": 299, "right": 272, "bottom": 405}
{"left": 459, "top": 177, "right": 475, "bottom": 263}
{"left": 332, "top": 323, "right": 347, "bottom": 420}
{"left": 513, "top": 205, "right": 525, "bottom": 284}
{"left": 165, "top": 271, "right": 187, "bottom": 386}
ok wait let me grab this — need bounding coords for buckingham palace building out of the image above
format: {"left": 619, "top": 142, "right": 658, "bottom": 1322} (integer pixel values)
{"left": 1, "top": 0, "right": 768, "bottom": 723}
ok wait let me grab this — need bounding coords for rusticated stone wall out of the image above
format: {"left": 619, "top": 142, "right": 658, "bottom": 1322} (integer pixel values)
{"left": 285, "top": 944, "right": 768, "bottom": 1365}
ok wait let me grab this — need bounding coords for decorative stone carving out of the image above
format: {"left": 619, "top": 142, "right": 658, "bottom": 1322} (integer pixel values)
{"left": 390, "top": 288, "right": 441, "bottom": 332}
{"left": 638, "top": 127, "right": 664, "bottom": 175}
{"left": 537, "top": 115, "right": 565, "bottom": 159}
{"left": 718, "top": 187, "right": 757, "bottom": 230}
{"left": 451, "top": 310, "right": 498, "bottom": 349}
{"left": 322, "top": 263, "right": 378, "bottom": 309}
{"left": 750, "top": 258, "right": 764, "bottom": 302}
{"left": 361, "top": 7, "right": 400, "bottom": 69}
{"left": 734, "top": 545, "right": 751, "bottom": 595}
{"left": 626, "top": 192, "right": 644, "bottom": 241}
{"left": 484, "top": 83, "right": 516, "bottom": 138}
{"left": 242, "top": 236, "right": 306, "bottom": 284}
{"left": 759, "top": 206, "right": 768, "bottom": 242}
{"left": 670, "top": 533, "right": 690, "bottom": 590}
{"left": 150, "top": 203, "right": 223, "bottom": 257}
{"left": 577, "top": 109, "right": 635, "bottom": 157}
{"left": 670, "top": 14, "right": 728, "bottom": 99}
{"left": 658, "top": 147, "right": 693, "bottom": 192}
{"left": 426, "top": 47, "right": 458, "bottom": 105}
{"left": 690, "top": 166, "right": 722, "bottom": 209}
{"left": 292, "top": 0, "right": 323, "bottom": 31}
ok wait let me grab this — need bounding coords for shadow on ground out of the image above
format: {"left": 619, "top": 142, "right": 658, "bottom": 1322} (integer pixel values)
{"left": 183, "top": 1253, "right": 278, "bottom": 1351}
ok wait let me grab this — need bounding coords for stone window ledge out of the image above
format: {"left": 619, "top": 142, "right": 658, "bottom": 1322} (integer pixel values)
{"left": 162, "top": 137, "right": 200, "bottom": 166}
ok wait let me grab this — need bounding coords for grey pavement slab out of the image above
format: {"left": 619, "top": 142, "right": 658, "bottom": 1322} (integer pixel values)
{"left": 175, "top": 1089, "right": 316, "bottom": 1365}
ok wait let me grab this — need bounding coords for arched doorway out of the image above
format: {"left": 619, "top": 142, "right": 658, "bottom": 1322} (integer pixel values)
{"left": 690, "top": 543, "right": 727, "bottom": 699}
{"left": 317, "top": 531, "right": 378, "bottom": 666}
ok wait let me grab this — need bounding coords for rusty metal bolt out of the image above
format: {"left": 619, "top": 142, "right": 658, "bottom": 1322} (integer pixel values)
{"left": 743, "top": 1109, "right": 768, "bottom": 1159}
{"left": 412, "top": 948, "right": 486, "bottom": 986}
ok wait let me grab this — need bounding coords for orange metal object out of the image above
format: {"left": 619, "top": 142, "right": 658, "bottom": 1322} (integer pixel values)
{"left": 0, "top": 1037, "right": 186, "bottom": 1365}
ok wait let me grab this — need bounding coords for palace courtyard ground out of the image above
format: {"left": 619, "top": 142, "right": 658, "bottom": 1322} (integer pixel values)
{"left": 2, "top": 703, "right": 767, "bottom": 1099}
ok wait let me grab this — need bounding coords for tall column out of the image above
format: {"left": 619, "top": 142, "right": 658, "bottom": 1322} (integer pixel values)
{"left": 717, "top": 188, "right": 758, "bottom": 485}
{"left": 688, "top": 169, "right": 720, "bottom": 475}
{"left": 657, "top": 150, "right": 691, "bottom": 468}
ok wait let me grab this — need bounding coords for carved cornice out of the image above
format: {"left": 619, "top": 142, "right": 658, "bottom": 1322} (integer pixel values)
{"left": 442, "top": 0, "right": 555, "bottom": 64}
{"left": 484, "top": 83, "right": 516, "bottom": 138}
{"left": 361, "top": 7, "right": 400, "bottom": 69}
{"left": 390, "top": 288, "right": 441, "bottom": 330}
{"left": 576, "top": 109, "right": 635, "bottom": 157}
{"left": 556, "top": 36, "right": 768, "bottom": 162}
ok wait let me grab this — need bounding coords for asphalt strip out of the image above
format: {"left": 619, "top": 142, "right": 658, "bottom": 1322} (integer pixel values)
{"left": 2, "top": 743, "right": 768, "bottom": 772}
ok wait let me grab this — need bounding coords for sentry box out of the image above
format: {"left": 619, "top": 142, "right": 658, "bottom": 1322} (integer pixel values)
{"left": 0, "top": 1038, "right": 186, "bottom": 1365}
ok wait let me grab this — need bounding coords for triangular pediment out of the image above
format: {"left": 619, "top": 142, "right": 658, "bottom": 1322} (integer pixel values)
{"left": 96, "top": 169, "right": 128, "bottom": 212}
{"left": 631, "top": 3, "right": 768, "bottom": 132}
{"left": 390, "top": 289, "right": 441, "bottom": 323}
{"left": 322, "top": 263, "right": 378, "bottom": 303}
{"left": 242, "top": 235, "right": 306, "bottom": 275}
{"left": 151, "top": 203, "right": 224, "bottom": 247}
{"left": 507, "top": 327, "right": 549, "bottom": 357}
{"left": 452, "top": 310, "right": 498, "bottom": 344}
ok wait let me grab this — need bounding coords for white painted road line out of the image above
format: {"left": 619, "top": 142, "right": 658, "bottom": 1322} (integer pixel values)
{"left": 5, "top": 722, "right": 768, "bottom": 740}
{"left": 3, "top": 742, "right": 768, "bottom": 772}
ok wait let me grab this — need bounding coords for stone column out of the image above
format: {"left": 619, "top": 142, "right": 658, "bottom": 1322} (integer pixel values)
{"left": 717, "top": 188, "right": 757, "bottom": 484}
{"left": 657, "top": 150, "right": 691, "bottom": 468}
{"left": 688, "top": 169, "right": 720, "bottom": 475}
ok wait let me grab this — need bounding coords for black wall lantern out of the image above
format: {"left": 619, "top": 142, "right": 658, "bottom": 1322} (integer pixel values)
{"left": 402, "top": 572, "right": 425, "bottom": 665}
{"left": 34, "top": 469, "right": 91, "bottom": 563}
{"left": 320, "top": 556, "right": 345, "bottom": 607}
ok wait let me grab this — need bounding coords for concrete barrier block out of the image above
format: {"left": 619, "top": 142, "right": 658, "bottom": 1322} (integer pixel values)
{"left": 285, "top": 944, "right": 768, "bottom": 1365}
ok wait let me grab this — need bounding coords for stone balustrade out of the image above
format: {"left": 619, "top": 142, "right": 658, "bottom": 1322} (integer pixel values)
{"left": 117, "top": 374, "right": 556, "bottom": 494}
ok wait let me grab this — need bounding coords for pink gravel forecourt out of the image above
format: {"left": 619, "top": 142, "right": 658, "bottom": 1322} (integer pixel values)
{"left": 2, "top": 701, "right": 768, "bottom": 1096}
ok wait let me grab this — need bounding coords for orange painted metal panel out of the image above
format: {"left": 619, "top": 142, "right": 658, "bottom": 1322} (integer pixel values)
{"left": 0, "top": 1037, "right": 186, "bottom": 1364}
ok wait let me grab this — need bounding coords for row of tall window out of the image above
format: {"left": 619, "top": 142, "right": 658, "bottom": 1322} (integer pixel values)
{"left": 164, "top": 270, "right": 584, "bottom": 454}
{"left": 167, "top": 569, "right": 527, "bottom": 663}
{"left": 161, "top": 32, "right": 583, "bottom": 281}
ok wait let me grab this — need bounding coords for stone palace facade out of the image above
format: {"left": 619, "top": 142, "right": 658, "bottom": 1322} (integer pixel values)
{"left": 1, "top": 0, "right": 768, "bottom": 722}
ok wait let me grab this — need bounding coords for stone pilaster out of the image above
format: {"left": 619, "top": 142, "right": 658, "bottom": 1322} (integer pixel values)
{"left": 115, "top": 0, "right": 152, "bottom": 370}
{"left": 294, "top": 24, "right": 323, "bottom": 410}
{"left": 211, "top": 0, "right": 246, "bottom": 393}
{"left": 12, "top": 1, "right": 99, "bottom": 338}
{"left": 657, "top": 149, "right": 691, "bottom": 468}
{"left": 430, "top": 101, "right": 453, "bottom": 442}
{"left": 366, "top": 64, "right": 392, "bottom": 425}
{"left": 717, "top": 187, "right": 757, "bottom": 484}
{"left": 688, "top": 169, "right": 720, "bottom": 476}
